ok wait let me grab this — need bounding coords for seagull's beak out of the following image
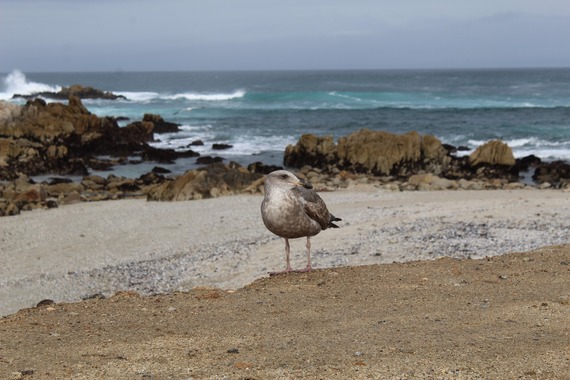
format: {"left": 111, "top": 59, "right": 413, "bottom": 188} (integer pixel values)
{"left": 297, "top": 178, "right": 313, "bottom": 190}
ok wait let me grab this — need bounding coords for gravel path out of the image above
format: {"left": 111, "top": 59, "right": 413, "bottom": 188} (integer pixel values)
{"left": 1, "top": 187, "right": 569, "bottom": 316}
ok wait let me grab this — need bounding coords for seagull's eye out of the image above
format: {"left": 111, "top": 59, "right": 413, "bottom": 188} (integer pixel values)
{"left": 280, "top": 174, "right": 289, "bottom": 180}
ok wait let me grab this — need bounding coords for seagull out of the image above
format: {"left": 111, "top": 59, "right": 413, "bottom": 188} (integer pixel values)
{"left": 261, "top": 170, "right": 341, "bottom": 275}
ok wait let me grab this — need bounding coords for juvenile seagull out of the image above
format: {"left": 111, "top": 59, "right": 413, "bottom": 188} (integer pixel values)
{"left": 261, "top": 170, "right": 341, "bottom": 275}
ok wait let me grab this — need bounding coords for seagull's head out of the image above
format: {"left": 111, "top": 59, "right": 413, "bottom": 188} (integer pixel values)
{"left": 265, "top": 170, "right": 313, "bottom": 190}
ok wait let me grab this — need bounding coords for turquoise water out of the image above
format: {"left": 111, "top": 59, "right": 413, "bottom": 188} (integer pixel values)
{"left": 2, "top": 68, "right": 570, "bottom": 176}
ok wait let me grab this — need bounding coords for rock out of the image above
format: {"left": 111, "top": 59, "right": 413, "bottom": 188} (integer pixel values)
{"left": 212, "top": 143, "right": 233, "bottom": 150}
{"left": 46, "top": 182, "right": 83, "bottom": 198}
{"left": 196, "top": 156, "right": 224, "bottom": 165}
{"left": 514, "top": 155, "right": 542, "bottom": 172}
{"left": 0, "top": 98, "right": 199, "bottom": 180}
{"left": 143, "top": 114, "right": 180, "bottom": 133}
{"left": 0, "top": 175, "right": 43, "bottom": 213}
{"left": 45, "top": 198, "right": 59, "bottom": 208}
{"left": 62, "top": 191, "right": 83, "bottom": 205}
{"left": 81, "top": 178, "right": 104, "bottom": 191}
{"left": 138, "top": 171, "right": 167, "bottom": 186}
{"left": 189, "top": 140, "right": 204, "bottom": 146}
{"left": 469, "top": 140, "right": 515, "bottom": 167}
{"left": 142, "top": 146, "right": 199, "bottom": 163}
{"left": 408, "top": 173, "right": 438, "bottom": 187}
{"left": 422, "top": 134, "right": 448, "bottom": 161}
{"left": 336, "top": 129, "right": 423, "bottom": 174}
{"left": 107, "top": 178, "right": 141, "bottom": 193}
{"left": 284, "top": 134, "right": 337, "bottom": 169}
{"left": 120, "top": 121, "right": 155, "bottom": 143}
{"left": 0, "top": 199, "right": 20, "bottom": 216}
{"left": 538, "top": 182, "right": 552, "bottom": 189}
{"left": 47, "top": 177, "right": 73, "bottom": 186}
{"left": 284, "top": 130, "right": 450, "bottom": 177}
{"left": 532, "top": 160, "right": 570, "bottom": 186}
{"left": 337, "top": 129, "right": 451, "bottom": 176}
{"left": 147, "top": 163, "right": 263, "bottom": 201}
{"left": 13, "top": 187, "right": 41, "bottom": 203}
{"left": 407, "top": 173, "right": 457, "bottom": 190}
{"left": 247, "top": 162, "right": 283, "bottom": 175}
{"left": 151, "top": 166, "right": 171, "bottom": 174}
{"left": 82, "top": 175, "right": 107, "bottom": 186}
{"left": 431, "top": 177, "right": 458, "bottom": 190}
{"left": 12, "top": 84, "right": 126, "bottom": 101}
{"left": 503, "top": 182, "right": 526, "bottom": 190}
{"left": 457, "top": 179, "right": 483, "bottom": 190}
{"left": 0, "top": 97, "right": 156, "bottom": 178}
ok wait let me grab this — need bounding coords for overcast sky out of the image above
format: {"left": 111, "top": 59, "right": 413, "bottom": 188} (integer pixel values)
{"left": 1, "top": 0, "right": 569, "bottom": 72}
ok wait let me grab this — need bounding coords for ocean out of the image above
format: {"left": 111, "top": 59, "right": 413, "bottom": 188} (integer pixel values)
{"left": 2, "top": 68, "right": 570, "bottom": 178}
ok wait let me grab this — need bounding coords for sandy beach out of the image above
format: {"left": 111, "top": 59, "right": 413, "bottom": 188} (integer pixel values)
{"left": 2, "top": 186, "right": 569, "bottom": 317}
{"left": 1, "top": 186, "right": 569, "bottom": 378}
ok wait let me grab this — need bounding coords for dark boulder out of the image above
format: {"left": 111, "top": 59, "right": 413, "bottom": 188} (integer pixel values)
{"left": 143, "top": 114, "right": 180, "bottom": 133}
{"left": 196, "top": 156, "right": 224, "bottom": 165}
{"left": 141, "top": 146, "right": 199, "bottom": 163}
{"left": 247, "top": 161, "right": 283, "bottom": 174}
{"left": 533, "top": 160, "right": 570, "bottom": 186}
{"left": 12, "top": 84, "right": 126, "bottom": 101}
{"left": 212, "top": 143, "right": 233, "bottom": 150}
{"left": 514, "top": 155, "right": 542, "bottom": 172}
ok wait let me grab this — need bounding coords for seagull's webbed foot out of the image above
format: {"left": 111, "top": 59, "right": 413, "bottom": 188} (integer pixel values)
{"left": 292, "top": 265, "right": 312, "bottom": 274}
{"left": 268, "top": 266, "right": 293, "bottom": 276}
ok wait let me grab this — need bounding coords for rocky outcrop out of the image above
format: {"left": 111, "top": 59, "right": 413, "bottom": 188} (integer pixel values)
{"left": 532, "top": 160, "right": 570, "bottom": 187}
{"left": 0, "top": 169, "right": 162, "bottom": 216}
{"left": 1, "top": 97, "right": 118, "bottom": 178}
{"left": 146, "top": 162, "right": 263, "bottom": 201}
{"left": 0, "top": 160, "right": 269, "bottom": 216}
{"left": 285, "top": 129, "right": 450, "bottom": 177}
{"left": 143, "top": 114, "right": 180, "bottom": 133}
{"left": 336, "top": 130, "right": 450, "bottom": 176}
{"left": 212, "top": 143, "right": 233, "bottom": 150}
{"left": 469, "top": 140, "right": 516, "bottom": 167}
{"left": 247, "top": 161, "right": 284, "bottom": 175}
{"left": 12, "top": 84, "right": 126, "bottom": 101}
{"left": 284, "top": 134, "right": 337, "bottom": 169}
{"left": 337, "top": 130, "right": 423, "bottom": 174}
{"left": 283, "top": 129, "right": 570, "bottom": 187}
{"left": 0, "top": 98, "right": 197, "bottom": 180}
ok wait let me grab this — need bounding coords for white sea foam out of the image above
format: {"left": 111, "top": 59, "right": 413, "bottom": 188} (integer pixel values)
{"left": 0, "top": 69, "right": 61, "bottom": 100}
{"left": 220, "top": 135, "right": 297, "bottom": 156}
{"left": 466, "top": 139, "right": 487, "bottom": 147}
{"left": 115, "top": 90, "right": 245, "bottom": 103}
{"left": 149, "top": 124, "right": 215, "bottom": 150}
{"left": 115, "top": 91, "right": 160, "bottom": 102}
{"left": 149, "top": 125, "right": 294, "bottom": 158}
{"left": 504, "top": 137, "right": 540, "bottom": 147}
{"left": 166, "top": 90, "right": 245, "bottom": 101}
{"left": 513, "top": 147, "right": 570, "bottom": 160}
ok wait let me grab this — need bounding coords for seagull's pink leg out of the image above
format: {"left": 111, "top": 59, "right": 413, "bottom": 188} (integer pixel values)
{"left": 269, "top": 238, "right": 293, "bottom": 276}
{"left": 293, "top": 237, "right": 313, "bottom": 273}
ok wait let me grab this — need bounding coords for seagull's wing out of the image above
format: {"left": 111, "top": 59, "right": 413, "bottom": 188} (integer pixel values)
{"left": 292, "top": 186, "right": 340, "bottom": 230}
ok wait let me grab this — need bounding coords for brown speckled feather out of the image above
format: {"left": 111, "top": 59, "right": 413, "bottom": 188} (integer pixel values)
{"left": 291, "top": 186, "right": 340, "bottom": 230}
